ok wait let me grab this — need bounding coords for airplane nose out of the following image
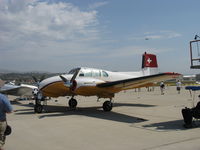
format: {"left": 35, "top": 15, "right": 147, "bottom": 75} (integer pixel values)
{"left": 38, "top": 79, "right": 47, "bottom": 90}
{"left": 38, "top": 75, "right": 62, "bottom": 91}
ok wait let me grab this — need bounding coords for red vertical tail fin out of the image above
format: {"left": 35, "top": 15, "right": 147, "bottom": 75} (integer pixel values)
{"left": 142, "top": 52, "right": 158, "bottom": 68}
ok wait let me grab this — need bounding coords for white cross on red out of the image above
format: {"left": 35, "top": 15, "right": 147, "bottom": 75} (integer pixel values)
{"left": 147, "top": 57, "right": 152, "bottom": 64}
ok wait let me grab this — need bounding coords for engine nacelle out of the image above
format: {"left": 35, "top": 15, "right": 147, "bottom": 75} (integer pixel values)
{"left": 72, "top": 77, "right": 104, "bottom": 91}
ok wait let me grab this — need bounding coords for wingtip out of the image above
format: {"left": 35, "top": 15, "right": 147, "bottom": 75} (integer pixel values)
{"left": 164, "top": 72, "right": 182, "bottom": 77}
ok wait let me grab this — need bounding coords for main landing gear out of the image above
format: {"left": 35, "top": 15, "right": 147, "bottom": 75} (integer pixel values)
{"left": 68, "top": 98, "right": 77, "bottom": 110}
{"left": 68, "top": 97, "right": 113, "bottom": 112}
{"left": 103, "top": 100, "right": 113, "bottom": 112}
{"left": 34, "top": 94, "right": 113, "bottom": 113}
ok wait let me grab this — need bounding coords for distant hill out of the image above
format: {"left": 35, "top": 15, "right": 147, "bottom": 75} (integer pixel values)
{"left": 0, "top": 71, "right": 60, "bottom": 84}
{"left": 0, "top": 68, "right": 18, "bottom": 73}
{"left": 0, "top": 68, "right": 53, "bottom": 74}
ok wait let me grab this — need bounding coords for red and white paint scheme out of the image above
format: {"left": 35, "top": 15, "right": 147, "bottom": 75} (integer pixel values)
{"left": 35, "top": 52, "right": 181, "bottom": 113}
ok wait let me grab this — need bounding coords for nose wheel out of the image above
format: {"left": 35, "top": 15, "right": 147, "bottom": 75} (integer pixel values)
{"left": 103, "top": 100, "right": 113, "bottom": 111}
{"left": 68, "top": 98, "right": 77, "bottom": 110}
{"left": 34, "top": 103, "right": 43, "bottom": 113}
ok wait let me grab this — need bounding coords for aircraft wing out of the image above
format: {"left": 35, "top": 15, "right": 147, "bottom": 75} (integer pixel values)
{"left": 97, "top": 72, "right": 180, "bottom": 91}
{"left": 0, "top": 86, "right": 34, "bottom": 96}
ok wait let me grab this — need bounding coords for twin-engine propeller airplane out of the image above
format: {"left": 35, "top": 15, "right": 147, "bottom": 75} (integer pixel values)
{"left": 35, "top": 52, "right": 180, "bottom": 113}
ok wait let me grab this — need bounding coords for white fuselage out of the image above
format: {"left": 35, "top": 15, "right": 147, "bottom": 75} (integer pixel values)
{"left": 39, "top": 67, "right": 159, "bottom": 91}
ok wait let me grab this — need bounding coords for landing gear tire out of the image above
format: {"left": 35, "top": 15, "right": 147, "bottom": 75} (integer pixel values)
{"left": 34, "top": 104, "right": 43, "bottom": 113}
{"left": 103, "top": 101, "right": 113, "bottom": 112}
{"left": 68, "top": 98, "right": 77, "bottom": 110}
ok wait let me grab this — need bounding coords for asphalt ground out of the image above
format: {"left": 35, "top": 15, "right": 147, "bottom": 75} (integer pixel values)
{"left": 4, "top": 86, "right": 200, "bottom": 150}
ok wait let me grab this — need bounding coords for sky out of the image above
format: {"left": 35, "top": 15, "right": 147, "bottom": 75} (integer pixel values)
{"left": 0, "top": 0, "right": 200, "bottom": 74}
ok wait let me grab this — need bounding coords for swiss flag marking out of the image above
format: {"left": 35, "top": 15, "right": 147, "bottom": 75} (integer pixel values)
{"left": 142, "top": 53, "right": 158, "bottom": 68}
{"left": 147, "top": 57, "right": 152, "bottom": 64}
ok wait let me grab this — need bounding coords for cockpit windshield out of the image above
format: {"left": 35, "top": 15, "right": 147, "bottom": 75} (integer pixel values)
{"left": 68, "top": 67, "right": 109, "bottom": 78}
{"left": 68, "top": 68, "right": 81, "bottom": 74}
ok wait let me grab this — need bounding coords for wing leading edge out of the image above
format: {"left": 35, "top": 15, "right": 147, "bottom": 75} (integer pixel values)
{"left": 97, "top": 72, "right": 180, "bottom": 91}
{"left": 0, "top": 86, "right": 34, "bottom": 96}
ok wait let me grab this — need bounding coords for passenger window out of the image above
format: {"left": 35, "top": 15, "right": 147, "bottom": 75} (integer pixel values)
{"left": 102, "top": 71, "right": 108, "bottom": 77}
{"left": 92, "top": 70, "right": 101, "bottom": 77}
{"left": 84, "top": 71, "right": 92, "bottom": 77}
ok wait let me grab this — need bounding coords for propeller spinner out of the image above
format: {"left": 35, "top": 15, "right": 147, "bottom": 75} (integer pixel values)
{"left": 60, "top": 68, "right": 80, "bottom": 92}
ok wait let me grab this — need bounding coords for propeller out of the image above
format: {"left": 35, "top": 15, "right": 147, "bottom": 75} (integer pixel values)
{"left": 60, "top": 68, "right": 80, "bottom": 92}
{"left": 32, "top": 75, "right": 46, "bottom": 87}
{"left": 31, "top": 75, "right": 46, "bottom": 97}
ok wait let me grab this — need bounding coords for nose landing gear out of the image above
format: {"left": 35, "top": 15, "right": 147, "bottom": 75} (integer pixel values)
{"left": 34, "top": 92, "right": 46, "bottom": 113}
{"left": 34, "top": 103, "right": 43, "bottom": 113}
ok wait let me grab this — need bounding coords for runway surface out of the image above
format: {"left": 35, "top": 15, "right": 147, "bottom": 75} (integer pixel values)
{"left": 5, "top": 86, "right": 200, "bottom": 150}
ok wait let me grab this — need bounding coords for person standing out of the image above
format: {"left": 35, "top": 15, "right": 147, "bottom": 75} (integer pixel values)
{"left": 176, "top": 80, "right": 182, "bottom": 94}
{"left": 160, "top": 81, "right": 165, "bottom": 95}
{"left": 0, "top": 94, "right": 13, "bottom": 150}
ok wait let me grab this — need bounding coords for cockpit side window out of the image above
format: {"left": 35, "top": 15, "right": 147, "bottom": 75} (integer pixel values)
{"left": 102, "top": 71, "right": 109, "bottom": 77}
{"left": 79, "top": 71, "right": 84, "bottom": 77}
{"left": 78, "top": 68, "right": 102, "bottom": 77}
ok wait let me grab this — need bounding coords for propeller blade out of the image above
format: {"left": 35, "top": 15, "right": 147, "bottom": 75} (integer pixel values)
{"left": 59, "top": 75, "right": 68, "bottom": 83}
{"left": 70, "top": 68, "right": 80, "bottom": 83}
{"left": 32, "top": 76, "right": 38, "bottom": 83}
{"left": 60, "top": 68, "right": 80, "bottom": 91}
{"left": 60, "top": 75, "right": 71, "bottom": 88}
{"left": 39, "top": 75, "right": 46, "bottom": 82}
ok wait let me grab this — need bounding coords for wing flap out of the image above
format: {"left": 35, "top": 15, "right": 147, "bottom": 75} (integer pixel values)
{"left": 97, "top": 72, "right": 180, "bottom": 90}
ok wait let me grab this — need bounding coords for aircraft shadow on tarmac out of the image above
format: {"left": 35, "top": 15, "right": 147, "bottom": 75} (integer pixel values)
{"left": 114, "top": 102, "right": 156, "bottom": 107}
{"left": 12, "top": 101, "right": 154, "bottom": 124}
{"left": 41, "top": 106, "right": 148, "bottom": 124}
{"left": 142, "top": 120, "right": 187, "bottom": 131}
{"left": 143, "top": 119, "right": 200, "bottom": 131}
{"left": 13, "top": 101, "right": 200, "bottom": 131}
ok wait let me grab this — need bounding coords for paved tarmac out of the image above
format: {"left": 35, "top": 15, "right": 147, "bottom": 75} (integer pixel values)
{"left": 4, "top": 86, "right": 200, "bottom": 150}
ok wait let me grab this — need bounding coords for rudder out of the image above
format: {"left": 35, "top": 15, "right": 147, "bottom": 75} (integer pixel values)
{"left": 141, "top": 52, "right": 159, "bottom": 75}
{"left": 142, "top": 52, "right": 158, "bottom": 68}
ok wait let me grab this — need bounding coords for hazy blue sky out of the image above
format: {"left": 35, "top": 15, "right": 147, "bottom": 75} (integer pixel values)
{"left": 0, "top": 0, "right": 200, "bottom": 74}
